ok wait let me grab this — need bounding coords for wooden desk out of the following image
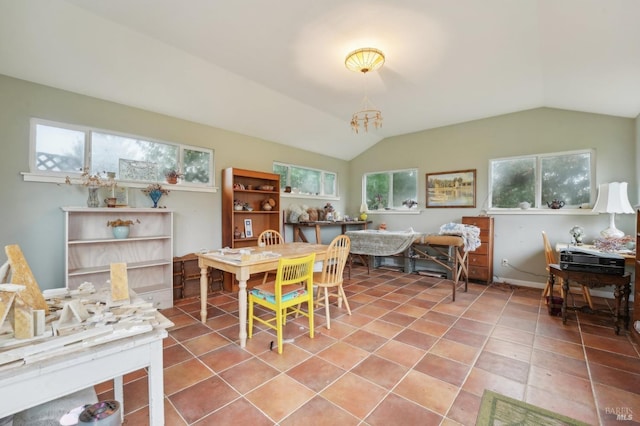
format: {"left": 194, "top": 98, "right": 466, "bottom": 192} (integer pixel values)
{"left": 286, "top": 221, "right": 370, "bottom": 244}
{"left": 0, "top": 314, "right": 170, "bottom": 424}
{"left": 548, "top": 264, "right": 631, "bottom": 334}
{"left": 198, "top": 243, "right": 329, "bottom": 347}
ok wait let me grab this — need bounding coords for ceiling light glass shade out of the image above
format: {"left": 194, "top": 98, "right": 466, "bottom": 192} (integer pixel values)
{"left": 345, "top": 48, "right": 385, "bottom": 73}
{"left": 592, "top": 182, "right": 635, "bottom": 238}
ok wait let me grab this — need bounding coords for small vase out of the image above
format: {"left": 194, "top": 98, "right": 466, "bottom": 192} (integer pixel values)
{"left": 149, "top": 189, "right": 163, "bottom": 208}
{"left": 87, "top": 186, "right": 100, "bottom": 208}
{"left": 112, "top": 225, "right": 130, "bottom": 239}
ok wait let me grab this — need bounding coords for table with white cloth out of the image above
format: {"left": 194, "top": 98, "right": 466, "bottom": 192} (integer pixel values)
{"left": 346, "top": 230, "right": 423, "bottom": 273}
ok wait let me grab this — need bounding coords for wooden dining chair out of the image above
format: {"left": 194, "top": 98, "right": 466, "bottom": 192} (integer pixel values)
{"left": 257, "top": 230, "right": 284, "bottom": 284}
{"left": 314, "top": 234, "right": 351, "bottom": 329}
{"left": 541, "top": 231, "right": 594, "bottom": 310}
{"left": 248, "top": 253, "right": 316, "bottom": 354}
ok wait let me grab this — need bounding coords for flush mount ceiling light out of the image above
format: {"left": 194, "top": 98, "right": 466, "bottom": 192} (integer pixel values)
{"left": 345, "top": 48, "right": 385, "bottom": 134}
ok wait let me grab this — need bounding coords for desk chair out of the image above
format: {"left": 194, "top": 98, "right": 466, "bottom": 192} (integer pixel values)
{"left": 248, "top": 253, "right": 316, "bottom": 354}
{"left": 314, "top": 235, "right": 351, "bottom": 329}
{"left": 257, "top": 230, "right": 284, "bottom": 284}
{"left": 541, "top": 231, "right": 594, "bottom": 310}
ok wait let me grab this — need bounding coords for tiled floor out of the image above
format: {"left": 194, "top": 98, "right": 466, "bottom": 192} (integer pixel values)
{"left": 97, "top": 265, "right": 640, "bottom": 425}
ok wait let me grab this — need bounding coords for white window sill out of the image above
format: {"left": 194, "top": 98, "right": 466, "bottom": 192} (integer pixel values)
{"left": 281, "top": 193, "right": 340, "bottom": 201}
{"left": 365, "top": 209, "right": 421, "bottom": 215}
{"left": 488, "top": 208, "right": 597, "bottom": 215}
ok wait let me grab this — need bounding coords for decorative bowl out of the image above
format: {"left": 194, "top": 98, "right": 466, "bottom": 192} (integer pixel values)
{"left": 260, "top": 185, "right": 274, "bottom": 191}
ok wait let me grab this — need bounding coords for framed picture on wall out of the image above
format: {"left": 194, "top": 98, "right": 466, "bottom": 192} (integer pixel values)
{"left": 244, "top": 219, "right": 253, "bottom": 238}
{"left": 426, "top": 169, "right": 476, "bottom": 208}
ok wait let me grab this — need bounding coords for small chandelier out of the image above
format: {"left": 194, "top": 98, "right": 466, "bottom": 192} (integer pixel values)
{"left": 345, "top": 48, "right": 385, "bottom": 134}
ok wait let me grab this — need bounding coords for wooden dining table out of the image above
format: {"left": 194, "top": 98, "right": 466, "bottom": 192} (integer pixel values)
{"left": 197, "top": 242, "right": 329, "bottom": 347}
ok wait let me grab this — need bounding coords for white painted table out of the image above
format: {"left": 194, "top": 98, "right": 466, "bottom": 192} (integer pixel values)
{"left": 0, "top": 324, "right": 168, "bottom": 425}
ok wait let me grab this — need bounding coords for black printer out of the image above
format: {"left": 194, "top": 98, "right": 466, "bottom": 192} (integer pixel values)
{"left": 559, "top": 247, "right": 625, "bottom": 275}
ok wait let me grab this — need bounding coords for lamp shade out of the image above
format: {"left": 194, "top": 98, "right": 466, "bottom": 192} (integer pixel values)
{"left": 592, "top": 182, "right": 634, "bottom": 214}
{"left": 592, "top": 182, "right": 634, "bottom": 238}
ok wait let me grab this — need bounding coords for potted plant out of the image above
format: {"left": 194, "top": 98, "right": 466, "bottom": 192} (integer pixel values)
{"left": 106, "top": 218, "right": 140, "bottom": 239}
{"left": 164, "top": 169, "right": 183, "bottom": 184}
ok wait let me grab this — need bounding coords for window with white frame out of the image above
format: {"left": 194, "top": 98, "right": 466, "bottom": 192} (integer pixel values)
{"left": 363, "top": 168, "right": 418, "bottom": 210}
{"left": 273, "top": 162, "right": 337, "bottom": 197}
{"left": 489, "top": 149, "right": 594, "bottom": 209}
{"left": 30, "top": 119, "right": 214, "bottom": 187}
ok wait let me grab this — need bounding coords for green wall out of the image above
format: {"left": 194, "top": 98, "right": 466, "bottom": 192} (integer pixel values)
{"left": 349, "top": 108, "right": 636, "bottom": 288}
{"left": 0, "top": 73, "right": 636, "bottom": 291}
{"left": 0, "top": 74, "right": 348, "bottom": 289}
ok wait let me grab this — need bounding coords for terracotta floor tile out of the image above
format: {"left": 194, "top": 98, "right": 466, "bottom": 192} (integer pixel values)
{"left": 246, "top": 374, "right": 315, "bottom": 422}
{"left": 192, "top": 397, "right": 273, "bottom": 426}
{"left": 181, "top": 332, "right": 230, "bottom": 356}
{"left": 393, "top": 369, "right": 458, "bottom": 415}
{"left": 116, "top": 266, "right": 640, "bottom": 425}
{"left": 317, "top": 341, "right": 370, "bottom": 370}
{"left": 366, "top": 392, "right": 442, "bottom": 425}
{"left": 351, "top": 354, "right": 409, "bottom": 389}
{"left": 286, "top": 356, "right": 345, "bottom": 392}
{"left": 430, "top": 338, "right": 480, "bottom": 365}
{"left": 483, "top": 337, "right": 533, "bottom": 363}
{"left": 374, "top": 339, "right": 427, "bottom": 367}
{"left": 163, "top": 358, "right": 215, "bottom": 395}
{"left": 280, "top": 395, "right": 359, "bottom": 426}
{"left": 446, "top": 389, "right": 482, "bottom": 426}
{"left": 475, "top": 351, "right": 529, "bottom": 383}
{"left": 218, "top": 357, "right": 280, "bottom": 394}
{"left": 169, "top": 376, "right": 240, "bottom": 424}
{"left": 342, "top": 329, "right": 388, "bottom": 352}
{"left": 414, "top": 353, "right": 470, "bottom": 387}
{"left": 320, "top": 372, "right": 387, "bottom": 418}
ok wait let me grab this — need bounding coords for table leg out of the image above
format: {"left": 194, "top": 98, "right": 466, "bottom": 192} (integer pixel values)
{"left": 562, "top": 277, "right": 569, "bottom": 324}
{"left": 200, "top": 266, "right": 209, "bottom": 323}
{"left": 148, "top": 338, "right": 165, "bottom": 425}
{"left": 614, "top": 284, "right": 622, "bottom": 334}
{"left": 314, "top": 224, "right": 321, "bottom": 244}
{"left": 236, "top": 270, "right": 250, "bottom": 347}
{"left": 114, "top": 376, "right": 124, "bottom": 423}
{"left": 623, "top": 282, "right": 631, "bottom": 330}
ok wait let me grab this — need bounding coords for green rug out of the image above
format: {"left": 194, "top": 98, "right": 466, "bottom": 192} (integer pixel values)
{"left": 476, "top": 390, "right": 590, "bottom": 426}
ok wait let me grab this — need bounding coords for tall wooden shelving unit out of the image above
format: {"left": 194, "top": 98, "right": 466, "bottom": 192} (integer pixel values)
{"left": 221, "top": 168, "right": 281, "bottom": 290}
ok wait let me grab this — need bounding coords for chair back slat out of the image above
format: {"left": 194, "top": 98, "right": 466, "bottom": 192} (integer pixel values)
{"left": 274, "top": 253, "right": 316, "bottom": 296}
{"left": 319, "top": 235, "right": 351, "bottom": 284}
{"left": 258, "top": 230, "right": 284, "bottom": 246}
{"left": 541, "top": 231, "right": 557, "bottom": 267}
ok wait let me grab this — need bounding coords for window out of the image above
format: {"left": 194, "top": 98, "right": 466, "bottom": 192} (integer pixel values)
{"left": 489, "top": 149, "right": 594, "bottom": 209}
{"left": 29, "top": 119, "right": 214, "bottom": 188}
{"left": 363, "top": 168, "right": 418, "bottom": 210}
{"left": 273, "top": 162, "right": 337, "bottom": 197}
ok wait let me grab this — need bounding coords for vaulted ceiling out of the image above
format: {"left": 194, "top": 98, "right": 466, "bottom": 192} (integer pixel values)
{"left": 1, "top": 0, "right": 639, "bottom": 160}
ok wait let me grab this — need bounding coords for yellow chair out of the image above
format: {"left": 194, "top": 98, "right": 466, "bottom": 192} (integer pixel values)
{"left": 314, "top": 235, "right": 351, "bottom": 329}
{"left": 541, "top": 231, "right": 593, "bottom": 310}
{"left": 248, "top": 253, "right": 315, "bottom": 354}
{"left": 257, "top": 230, "right": 284, "bottom": 284}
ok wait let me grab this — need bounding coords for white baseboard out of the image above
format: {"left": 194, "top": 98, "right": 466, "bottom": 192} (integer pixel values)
{"left": 491, "top": 276, "right": 633, "bottom": 301}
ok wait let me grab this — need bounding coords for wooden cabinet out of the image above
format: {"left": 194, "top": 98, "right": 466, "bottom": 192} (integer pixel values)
{"left": 63, "top": 207, "right": 174, "bottom": 309}
{"left": 462, "top": 216, "right": 494, "bottom": 284}
{"left": 633, "top": 211, "right": 640, "bottom": 343}
{"left": 222, "top": 167, "right": 281, "bottom": 249}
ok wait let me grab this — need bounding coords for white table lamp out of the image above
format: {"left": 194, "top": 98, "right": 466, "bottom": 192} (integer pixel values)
{"left": 592, "top": 182, "right": 635, "bottom": 238}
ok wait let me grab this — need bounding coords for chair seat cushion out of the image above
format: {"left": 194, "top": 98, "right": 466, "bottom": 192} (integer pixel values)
{"left": 250, "top": 283, "right": 307, "bottom": 304}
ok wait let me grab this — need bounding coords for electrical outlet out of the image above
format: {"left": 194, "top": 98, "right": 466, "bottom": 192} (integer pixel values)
{"left": 501, "top": 258, "right": 508, "bottom": 267}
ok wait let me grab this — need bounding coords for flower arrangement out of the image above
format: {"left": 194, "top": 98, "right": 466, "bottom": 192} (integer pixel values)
{"left": 107, "top": 218, "right": 140, "bottom": 227}
{"left": 141, "top": 183, "right": 170, "bottom": 195}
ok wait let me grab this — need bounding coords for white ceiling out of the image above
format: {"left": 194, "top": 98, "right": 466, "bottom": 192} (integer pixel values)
{"left": 1, "top": 0, "right": 639, "bottom": 160}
